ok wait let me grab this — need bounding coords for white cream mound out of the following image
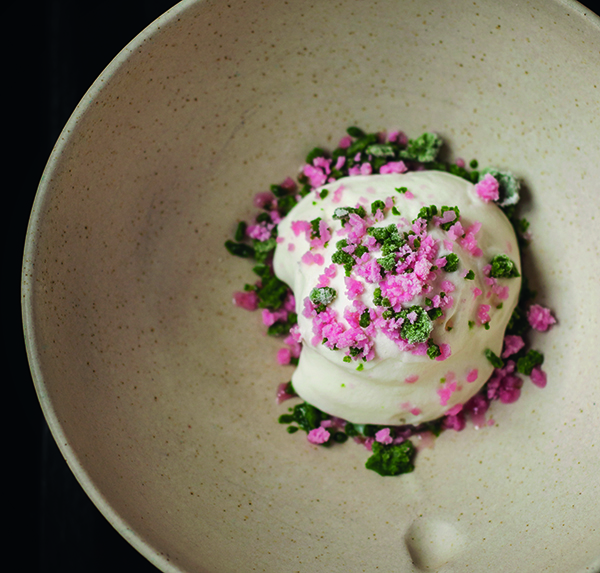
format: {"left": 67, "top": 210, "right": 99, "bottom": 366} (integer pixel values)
{"left": 273, "top": 171, "right": 521, "bottom": 425}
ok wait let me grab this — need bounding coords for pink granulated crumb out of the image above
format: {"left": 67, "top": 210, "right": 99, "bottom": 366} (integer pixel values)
{"left": 232, "top": 291, "right": 258, "bottom": 311}
{"left": 443, "top": 412, "right": 466, "bottom": 431}
{"left": 477, "top": 304, "right": 491, "bottom": 325}
{"left": 466, "top": 368, "right": 479, "bottom": 383}
{"left": 404, "top": 374, "right": 419, "bottom": 384}
{"left": 527, "top": 304, "right": 556, "bottom": 332}
{"left": 474, "top": 173, "right": 500, "bottom": 203}
{"left": 375, "top": 428, "right": 393, "bottom": 444}
{"left": 446, "top": 404, "right": 463, "bottom": 416}
{"left": 276, "top": 382, "right": 296, "bottom": 404}
{"left": 277, "top": 348, "right": 292, "bottom": 365}
{"left": 435, "top": 343, "right": 452, "bottom": 362}
{"left": 437, "top": 381, "right": 457, "bottom": 406}
{"left": 307, "top": 427, "right": 331, "bottom": 444}
{"left": 530, "top": 366, "right": 547, "bottom": 388}
{"left": 379, "top": 161, "right": 407, "bottom": 174}
{"left": 502, "top": 334, "right": 525, "bottom": 358}
{"left": 338, "top": 135, "right": 352, "bottom": 149}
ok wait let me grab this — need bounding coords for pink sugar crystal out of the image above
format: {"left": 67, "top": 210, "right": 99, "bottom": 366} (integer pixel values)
{"left": 253, "top": 191, "right": 274, "bottom": 208}
{"left": 277, "top": 348, "right": 292, "bottom": 365}
{"left": 477, "top": 304, "right": 491, "bottom": 325}
{"left": 466, "top": 368, "right": 479, "bottom": 383}
{"left": 502, "top": 334, "right": 525, "bottom": 358}
{"left": 375, "top": 428, "right": 393, "bottom": 444}
{"left": 446, "top": 403, "right": 463, "bottom": 417}
{"left": 435, "top": 343, "right": 452, "bottom": 362}
{"left": 338, "top": 135, "right": 352, "bottom": 149}
{"left": 307, "top": 427, "right": 330, "bottom": 444}
{"left": 474, "top": 173, "right": 500, "bottom": 203}
{"left": 437, "top": 381, "right": 458, "bottom": 406}
{"left": 379, "top": 160, "right": 408, "bottom": 174}
{"left": 232, "top": 290, "right": 258, "bottom": 311}
{"left": 527, "top": 304, "right": 556, "bottom": 332}
{"left": 530, "top": 366, "right": 547, "bottom": 388}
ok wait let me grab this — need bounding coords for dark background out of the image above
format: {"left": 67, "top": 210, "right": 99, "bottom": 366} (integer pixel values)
{"left": 11, "top": 1, "right": 598, "bottom": 572}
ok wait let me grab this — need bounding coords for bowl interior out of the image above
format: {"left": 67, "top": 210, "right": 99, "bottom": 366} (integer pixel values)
{"left": 24, "top": 0, "right": 600, "bottom": 571}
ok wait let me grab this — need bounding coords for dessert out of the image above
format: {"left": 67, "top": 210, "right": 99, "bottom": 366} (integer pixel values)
{"left": 226, "top": 127, "right": 555, "bottom": 476}
{"left": 273, "top": 170, "right": 521, "bottom": 426}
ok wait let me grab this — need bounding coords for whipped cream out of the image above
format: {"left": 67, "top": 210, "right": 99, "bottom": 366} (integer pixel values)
{"left": 273, "top": 171, "right": 520, "bottom": 425}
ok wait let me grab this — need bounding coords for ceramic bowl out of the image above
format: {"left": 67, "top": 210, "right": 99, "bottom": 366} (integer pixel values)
{"left": 24, "top": 0, "right": 600, "bottom": 571}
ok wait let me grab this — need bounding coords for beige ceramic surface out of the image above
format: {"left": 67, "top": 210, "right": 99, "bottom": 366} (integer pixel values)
{"left": 24, "top": 0, "right": 600, "bottom": 571}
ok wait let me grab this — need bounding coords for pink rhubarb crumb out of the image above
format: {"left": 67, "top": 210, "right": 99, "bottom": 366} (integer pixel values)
{"left": 530, "top": 366, "right": 547, "bottom": 388}
{"left": 277, "top": 348, "right": 292, "bottom": 365}
{"left": 446, "top": 403, "right": 463, "bottom": 416}
{"left": 474, "top": 173, "right": 500, "bottom": 203}
{"left": 232, "top": 291, "right": 258, "bottom": 311}
{"left": 437, "top": 381, "right": 458, "bottom": 406}
{"left": 477, "top": 304, "right": 491, "bottom": 325}
{"left": 307, "top": 427, "right": 330, "bottom": 445}
{"left": 527, "top": 304, "right": 556, "bottom": 332}
{"left": 379, "top": 161, "right": 407, "bottom": 174}
{"left": 435, "top": 343, "right": 452, "bottom": 362}
{"left": 404, "top": 374, "right": 419, "bottom": 384}
{"left": 466, "top": 368, "right": 479, "bottom": 383}
{"left": 502, "top": 334, "right": 525, "bottom": 358}
{"left": 276, "top": 382, "right": 295, "bottom": 404}
{"left": 375, "top": 428, "right": 393, "bottom": 445}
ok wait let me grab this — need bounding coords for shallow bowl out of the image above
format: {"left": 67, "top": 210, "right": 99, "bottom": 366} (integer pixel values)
{"left": 24, "top": 0, "right": 600, "bottom": 571}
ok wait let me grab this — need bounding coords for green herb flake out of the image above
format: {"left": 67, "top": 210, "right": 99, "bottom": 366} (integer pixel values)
{"left": 427, "top": 307, "right": 443, "bottom": 321}
{"left": 356, "top": 363, "right": 364, "bottom": 371}
{"left": 415, "top": 204, "right": 438, "bottom": 223}
{"left": 224, "top": 240, "right": 255, "bottom": 258}
{"left": 399, "top": 306, "right": 434, "bottom": 344}
{"left": 234, "top": 221, "right": 247, "bottom": 242}
{"left": 359, "top": 309, "right": 371, "bottom": 328}
{"left": 391, "top": 206, "right": 401, "bottom": 216}
{"left": 365, "top": 440, "right": 416, "bottom": 476}
{"left": 426, "top": 340, "right": 442, "bottom": 360}
{"left": 310, "top": 217, "right": 322, "bottom": 239}
{"left": 253, "top": 237, "right": 277, "bottom": 263}
{"left": 346, "top": 126, "right": 366, "bottom": 138}
{"left": 395, "top": 186, "right": 408, "bottom": 194}
{"left": 444, "top": 253, "right": 460, "bottom": 272}
{"left": 320, "top": 189, "right": 329, "bottom": 200}
{"left": 309, "top": 286, "right": 337, "bottom": 309}
{"left": 377, "top": 253, "right": 397, "bottom": 272}
{"left": 366, "top": 143, "right": 395, "bottom": 157}
{"left": 516, "top": 350, "right": 544, "bottom": 375}
{"left": 292, "top": 402, "right": 321, "bottom": 433}
{"left": 399, "top": 132, "right": 443, "bottom": 163}
{"left": 464, "top": 270, "right": 475, "bottom": 280}
{"left": 468, "top": 320, "right": 475, "bottom": 329}
{"left": 490, "top": 254, "right": 520, "bottom": 278}
{"left": 371, "top": 200, "right": 386, "bottom": 215}
{"left": 469, "top": 159, "right": 479, "bottom": 169}
{"left": 484, "top": 348, "right": 504, "bottom": 369}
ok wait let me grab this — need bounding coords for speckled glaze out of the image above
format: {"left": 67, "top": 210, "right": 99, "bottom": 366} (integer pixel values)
{"left": 23, "top": 0, "right": 600, "bottom": 572}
